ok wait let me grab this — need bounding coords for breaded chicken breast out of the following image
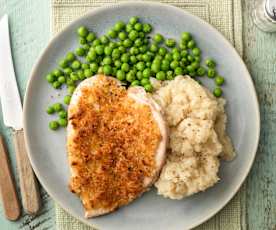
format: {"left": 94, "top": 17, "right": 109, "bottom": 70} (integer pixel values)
{"left": 67, "top": 75, "right": 167, "bottom": 218}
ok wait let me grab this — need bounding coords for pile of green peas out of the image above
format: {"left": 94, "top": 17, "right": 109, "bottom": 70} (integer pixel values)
{"left": 45, "top": 16, "right": 225, "bottom": 130}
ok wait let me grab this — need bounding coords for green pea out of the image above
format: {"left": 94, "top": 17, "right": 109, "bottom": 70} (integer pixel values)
{"left": 100, "top": 35, "right": 109, "bottom": 44}
{"left": 116, "top": 70, "right": 126, "bottom": 81}
{"left": 138, "top": 45, "right": 147, "bottom": 54}
{"left": 180, "top": 58, "right": 188, "bottom": 67}
{"left": 205, "top": 58, "right": 216, "bottom": 68}
{"left": 140, "top": 33, "right": 146, "bottom": 40}
{"left": 86, "top": 32, "right": 96, "bottom": 42}
{"left": 114, "top": 21, "right": 125, "bottom": 32}
{"left": 79, "top": 37, "right": 87, "bottom": 45}
{"left": 142, "top": 68, "right": 151, "bottom": 78}
{"left": 49, "top": 121, "right": 59, "bottom": 130}
{"left": 103, "top": 57, "right": 112, "bottom": 65}
{"left": 191, "top": 62, "right": 200, "bottom": 70}
{"left": 104, "top": 46, "right": 113, "bottom": 56}
{"left": 129, "top": 47, "right": 138, "bottom": 55}
{"left": 90, "top": 63, "right": 98, "bottom": 73}
{"left": 194, "top": 56, "right": 201, "bottom": 62}
{"left": 181, "top": 50, "right": 188, "bottom": 57}
{"left": 136, "top": 71, "right": 143, "bottom": 80}
{"left": 165, "top": 38, "right": 176, "bottom": 47}
{"left": 66, "top": 78, "right": 75, "bottom": 86}
{"left": 134, "top": 23, "right": 143, "bottom": 31}
{"left": 187, "top": 65, "right": 195, "bottom": 73}
{"left": 158, "top": 47, "right": 167, "bottom": 56}
{"left": 192, "top": 47, "right": 201, "bottom": 56}
{"left": 46, "top": 73, "right": 56, "bottom": 83}
{"left": 135, "top": 62, "right": 145, "bottom": 71}
{"left": 131, "top": 80, "right": 140, "bottom": 86}
{"left": 66, "top": 52, "right": 75, "bottom": 62}
{"left": 151, "top": 62, "right": 161, "bottom": 73}
{"left": 143, "top": 23, "right": 152, "bottom": 33}
{"left": 180, "top": 42, "right": 187, "bottom": 50}
{"left": 156, "top": 71, "right": 166, "bottom": 80}
{"left": 128, "top": 30, "right": 138, "bottom": 41}
{"left": 71, "top": 60, "right": 81, "bottom": 70}
{"left": 59, "top": 59, "right": 68, "bottom": 68}
{"left": 64, "top": 68, "right": 73, "bottom": 75}
{"left": 68, "top": 85, "right": 76, "bottom": 95}
{"left": 84, "top": 69, "right": 92, "bottom": 78}
{"left": 118, "top": 31, "right": 127, "bottom": 40}
{"left": 142, "top": 54, "right": 151, "bottom": 62}
{"left": 126, "top": 71, "right": 136, "bottom": 82}
{"left": 95, "top": 45, "right": 104, "bottom": 55}
{"left": 189, "top": 71, "right": 196, "bottom": 77}
{"left": 53, "top": 69, "right": 63, "bottom": 77}
{"left": 46, "top": 106, "right": 55, "bottom": 114}
{"left": 58, "top": 110, "right": 67, "bottom": 119}
{"left": 215, "top": 76, "right": 225, "bottom": 86}
{"left": 141, "top": 78, "right": 150, "bottom": 86}
{"left": 75, "top": 47, "right": 86, "bottom": 56}
{"left": 77, "top": 26, "right": 89, "bottom": 37}
{"left": 52, "top": 103, "right": 63, "bottom": 112}
{"left": 77, "top": 70, "right": 85, "bottom": 80}
{"left": 92, "top": 39, "right": 101, "bottom": 47}
{"left": 121, "top": 53, "right": 130, "bottom": 63}
{"left": 213, "top": 87, "right": 223, "bottom": 97}
{"left": 58, "top": 76, "right": 66, "bottom": 84}
{"left": 166, "top": 70, "right": 174, "bottom": 80}
{"left": 58, "top": 118, "right": 68, "bottom": 127}
{"left": 173, "top": 52, "right": 181, "bottom": 61}
{"left": 64, "top": 95, "right": 71, "bottom": 105}
{"left": 108, "top": 29, "right": 117, "bottom": 38}
{"left": 129, "top": 16, "right": 138, "bottom": 25}
{"left": 197, "top": 66, "right": 206, "bottom": 76}
{"left": 154, "top": 33, "right": 164, "bottom": 43}
{"left": 150, "top": 44, "right": 158, "bottom": 53}
{"left": 126, "top": 24, "right": 133, "bottom": 33}
{"left": 121, "top": 63, "right": 130, "bottom": 72}
{"left": 118, "top": 46, "right": 126, "bottom": 53}
{"left": 87, "top": 50, "right": 97, "bottom": 61}
{"left": 123, "top": 39, "right": 133, "bottom": 48}
{"left": 174, "top": 67, "right": 183, "bottom": 75}
{"left": 136, "top": 54, "right": 143, "bottom": 61}
{"left": 170, "top": 60, "right": 179, "bottom": 69}
{"left": 130, "top": 55, "right": 137, "bottom": 64}
{"left": 187, "top": 55, "right": 194, "bottom": 62}
{"left": 144, "top": 84, "right": 153, "bottom": 92}
{"left": 113, "top": 60, "right": 120, "bottom": 68}
{"left": 187, "top": 40, "right": 196, "bottom": 49}
{"left": 70, "top": 73, "right": 79, "bottom": 81}
{"left": 134, "top": 38, "right": 143, "bottom": 47}
{"left": 161, "top": 60, "right": 170, "bottom": 71}
{"left": 112, "top": 49, "right": 121, "bottom": 59}
{"left": 52, "top": 81, "right": 62, "bottom": 89}
{"left": 82, "top": 44, "right": 90, "bottom": 52}
{"left": 181, "top": 32, "right": 192, "bottom": 41}
{"left": 98, "top": 66, "right": 103, "bottom": 74}
{"left": 164, "top": 53, "right": 173, "bottom": 61}
{"left": 103, "top": 65, "right": 112, "bottom": 75}
{"left": 207, "top": 68, "right": 216, "bottom": 78}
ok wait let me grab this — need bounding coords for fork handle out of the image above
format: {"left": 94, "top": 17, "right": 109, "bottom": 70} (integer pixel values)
{"left": 0, "top": 134, "right": 20, "bottom": 220}
{"left": 13, "top": 129, "right": 41, "bottom": 215}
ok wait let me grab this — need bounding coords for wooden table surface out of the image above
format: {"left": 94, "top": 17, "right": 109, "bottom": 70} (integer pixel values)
{"left": 0, "top": 0, "right": 275, "bottom": 229}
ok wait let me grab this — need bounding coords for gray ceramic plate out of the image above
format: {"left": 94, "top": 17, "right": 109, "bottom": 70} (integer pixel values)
{"left": 24, "top": 2, "right": 260, "bottom": 230}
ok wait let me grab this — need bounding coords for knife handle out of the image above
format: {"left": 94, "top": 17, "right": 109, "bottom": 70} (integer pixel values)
{"left": 0, "top": 134, "right": 21, "bottom": 220}
{"left": 13, "top": 129, "right": 41, "bottom": 215}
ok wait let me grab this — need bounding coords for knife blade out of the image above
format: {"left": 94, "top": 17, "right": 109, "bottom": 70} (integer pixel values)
{"left": 0, "top": 14, "right": 22, "bottom": 130}
{"left": 0, "top": 14, "right": 41, "bottom": 215}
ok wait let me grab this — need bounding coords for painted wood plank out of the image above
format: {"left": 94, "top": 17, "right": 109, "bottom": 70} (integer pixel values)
{"left": 242, "top": 1, "right": 276, "bottom": 230}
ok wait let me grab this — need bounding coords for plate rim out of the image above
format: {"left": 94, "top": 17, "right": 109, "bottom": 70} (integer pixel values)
{"left": 23, "top": 1, "right": 260, "bottom": 229}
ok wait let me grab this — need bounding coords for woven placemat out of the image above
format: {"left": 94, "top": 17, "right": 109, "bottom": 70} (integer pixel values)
{"left": 52, "top": 0, "right": 244, "bottom": 229}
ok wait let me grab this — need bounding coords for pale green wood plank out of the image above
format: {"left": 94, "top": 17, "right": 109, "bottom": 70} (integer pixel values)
{"left": 0, "top": 0, "right": 54, "bottom": 229}
{"left": 0, "top": 0, "right": 275, "bottom": 229}
{"left": 242, "top": 0, "right": 276, "bottom": 230}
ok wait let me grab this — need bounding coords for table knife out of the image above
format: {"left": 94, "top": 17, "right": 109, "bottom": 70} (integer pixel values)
{"left": 0, "top": 14, "right": 41, "bottom": 215}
